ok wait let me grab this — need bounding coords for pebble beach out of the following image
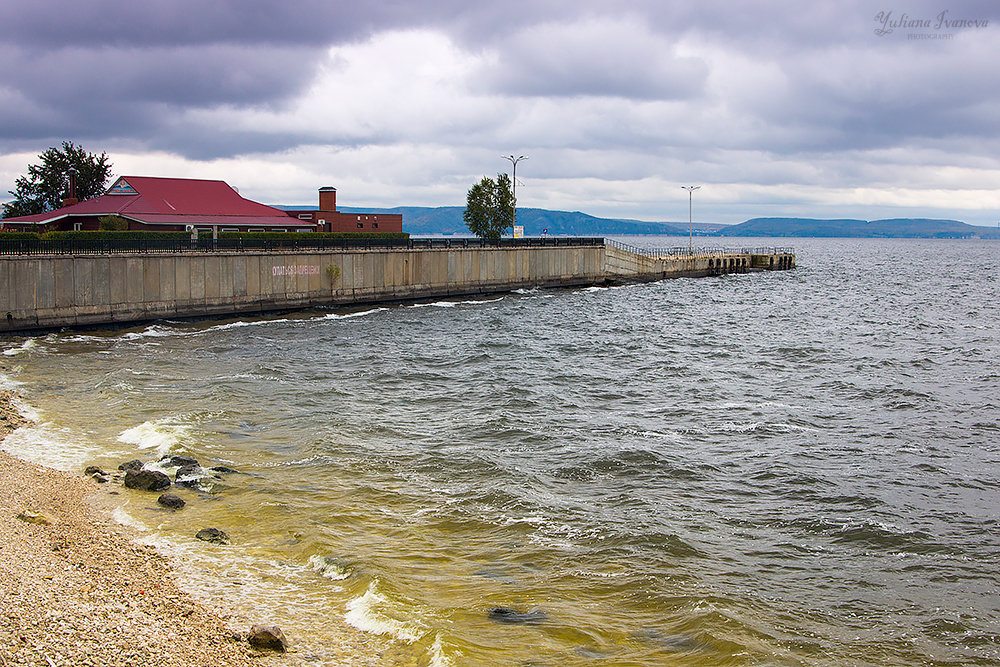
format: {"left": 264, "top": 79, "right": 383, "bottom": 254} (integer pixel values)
{"left": 0, "top": 390, "right": 281, "bottom": 667}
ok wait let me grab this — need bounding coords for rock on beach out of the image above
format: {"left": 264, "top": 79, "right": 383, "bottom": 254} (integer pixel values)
{"left": 248, "top": 624, "right": 289, "bottom": 652}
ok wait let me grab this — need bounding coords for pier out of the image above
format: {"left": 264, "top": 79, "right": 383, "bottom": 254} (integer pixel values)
{"left": 0, "top": 239, "right": 794, "bottom": 333}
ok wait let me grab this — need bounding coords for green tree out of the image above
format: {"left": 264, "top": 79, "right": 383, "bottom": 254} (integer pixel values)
{"left": 98, "top": 215, "right": 129, "bottom": 231}
{"left": 2, "top": 141, "right": 113, "bottom": 218}
{"left": 463, "top": 173, "right": 514, "bottom": 241}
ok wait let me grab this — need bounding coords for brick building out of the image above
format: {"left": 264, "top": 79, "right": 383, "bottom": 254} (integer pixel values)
{"left": 282, "top": 186, "right": 402, "bottom": 233}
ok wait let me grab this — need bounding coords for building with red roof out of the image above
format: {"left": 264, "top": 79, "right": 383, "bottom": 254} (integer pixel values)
{"left": 1, "top": 176, "right": 402, "bottom": 234}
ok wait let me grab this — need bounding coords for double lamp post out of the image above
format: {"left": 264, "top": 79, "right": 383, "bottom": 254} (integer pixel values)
{"left": 681, "top": 185, "right": 700, "bottom": 254}
{"left": 503, "top": 155, "right": 527, "bottom": 235}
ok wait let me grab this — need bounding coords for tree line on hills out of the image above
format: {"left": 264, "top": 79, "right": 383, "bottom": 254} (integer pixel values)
{"left": 340, "top": 206, "right": 1000, "bottom": 239}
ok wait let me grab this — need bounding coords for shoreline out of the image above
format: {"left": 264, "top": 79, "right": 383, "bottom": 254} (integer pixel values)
{"left": 0, "top": 390, "right": 282, "bottom": 667}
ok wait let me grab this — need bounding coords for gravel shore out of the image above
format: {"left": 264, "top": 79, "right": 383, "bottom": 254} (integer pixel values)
{"left": 0, "top": 391, "right": 281, "bottom": 667}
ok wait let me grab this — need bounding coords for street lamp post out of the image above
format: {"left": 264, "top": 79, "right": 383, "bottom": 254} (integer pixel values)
{"left": 503, "top": 155, "right": 527, "bottom": 236}
{"left": 681, "top": 185, "right": 700, "bottom": 254}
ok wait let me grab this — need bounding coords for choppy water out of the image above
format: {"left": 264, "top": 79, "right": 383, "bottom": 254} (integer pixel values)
{"left": 3, "top": 237, "right": 1000, "bottom": 666}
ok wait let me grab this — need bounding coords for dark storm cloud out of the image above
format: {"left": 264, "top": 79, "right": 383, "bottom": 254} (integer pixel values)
{"left": 0, "top": 0, "right": 412, "bottom": 48}
{"left": 0, "top": 3, "right": 332, "bottom": 151}
{"left": 0, "top": 0, "right": 569, "bottom": 154}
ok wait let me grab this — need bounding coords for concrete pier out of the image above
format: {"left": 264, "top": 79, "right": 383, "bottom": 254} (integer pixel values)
{"left": 0, "top": 242, "right": 794, "bottom": 333}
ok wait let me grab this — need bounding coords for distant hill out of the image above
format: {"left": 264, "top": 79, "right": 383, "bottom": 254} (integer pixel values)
{"left": 329, "top": 206, "right": 1000, "bottom": 239}
{"left": 719, "top": 217, "right": 1000, "bottom": 239}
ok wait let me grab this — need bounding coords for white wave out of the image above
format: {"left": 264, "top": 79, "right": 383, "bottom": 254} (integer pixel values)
{"left": 719, "top": 420, "right": 819, "bottom": 434}
{"left": 2, "top": 338, "right": 40, "bottom": 356}
{"left": 457, "top": 297, "right": 503, "bottom": 305}
{"left": 203, "top": 317, "right": 294, "bottom": 332}
{"left": 410, "top": 301, "right": 458, "bottom": 308}
{"left": 121, "top": 324, "right": 179, "bottom": 340}
{"left": 345, "top": 581, "right": 423, "bottom": 643}
{"left": 0, "top": 372, "right": 26, "bottom": 391}
{"left": 308, "top": 554, "right": 353, "bottom": 581}
{"left": 411, "top": 297, "right": 502, "bottom": 309}
{"left": 4, "top": 391, "right": 41, "bottom": 422}
{"left": 719, "top": 421, "right": 766, "bottom": 433}
{"left": 1, "top": 421, "right": 103, "bottom": 471}
{"left": 571, "top": 568, "right": 628, "bottom": 579}
{"left": 118, "top": 418, "right": 194, "bottom": 457}
{"left": 428, "top": 633, "right": 455, "bottom": 667}
{"left": 117, "top": 319, "right": 289, "bottom": 341}
{"left": 770, "top": 422, "right": 820, "bottom": 433}
{"left": 503, "top": 514, "right": 548, "bottom": 527}
{"left": 716, "top": 400, "right": 801, "bottom": 411}
{"left": 56, "top": 333, "right": 110, "bottom": 344}
{"left": 322, "top": 308, "right": 389, "bottom": 320}
{"left": 112, "top": 505, "right": 149, "bottom": 532}
{"left": 619, "top": 426, "right": 686, "bottom": 443}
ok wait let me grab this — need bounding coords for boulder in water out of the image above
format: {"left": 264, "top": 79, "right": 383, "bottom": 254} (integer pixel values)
{"left": 157, "top": 493, "right": 186, "bottom": 510}
{"left": 118, "top": 459, "right": 144, "bottom": 472}
{"left": 123, "top": 469, "right": 171, "bottom": 492}
{"left": 488, "top": 607, "right": 548, "bottom": 625}
{"left": 175, "top": 464, "right": 207, "bottom": 489}
{"left": 175, "top": 464, "right": 199, "bottom": 479}
{"left": 161, "top": 454, "right": 199, "bottom": 468}
{"left": 195, "top": 527, "right": 230, "bottom": 544}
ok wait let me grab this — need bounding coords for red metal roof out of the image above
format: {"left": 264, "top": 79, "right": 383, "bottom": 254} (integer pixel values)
{"left": 2, "top": 176, "right": 309, "bottom": 228}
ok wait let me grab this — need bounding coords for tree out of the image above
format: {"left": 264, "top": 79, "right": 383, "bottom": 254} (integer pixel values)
{"left": 98, "top": 215, "right": 129, "bottom": 231}
{"left": 2, "top": 141, "right": 113, "bottom": 218}
{"left": 463, "top": 173, "right": 514, "bottom": 241}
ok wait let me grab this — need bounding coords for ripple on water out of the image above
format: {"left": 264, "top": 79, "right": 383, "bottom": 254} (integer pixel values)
{"left": 5, "top": 238, "right": 1000, "bottom": 665}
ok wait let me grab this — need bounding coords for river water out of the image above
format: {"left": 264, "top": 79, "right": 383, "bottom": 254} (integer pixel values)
{"left": 2, "top": 237, "right": 999, "bottom": 666}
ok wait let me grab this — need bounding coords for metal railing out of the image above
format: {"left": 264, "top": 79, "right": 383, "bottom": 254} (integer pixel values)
{"left": 606, "top": 239, "right": 794, "bottom": 256}
{"left": 0, "top": 235, "right": 792, "bottom": 257}
{"left": 0, "top": 235, "right": 607, "bottom": 256}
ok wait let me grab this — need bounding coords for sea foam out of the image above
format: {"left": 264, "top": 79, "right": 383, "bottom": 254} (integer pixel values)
{"left": 118, "top": 418, "right": 194, "bottom": 457}
{"left": 1, "top": 420, "right": 102, "bottom": 471}
{"left": 308, "top": 554, "right": 353, "bottom": 580}
{"left": 2, "top": 339, "right": 40, "bottom": 356}
{"left": 345, "top": 581, "right": 423, "bottom": 643}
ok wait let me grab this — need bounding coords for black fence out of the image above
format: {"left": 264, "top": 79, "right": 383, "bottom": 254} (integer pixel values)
{"left": 0, "top": 235, "right": 606, "bottom": 256}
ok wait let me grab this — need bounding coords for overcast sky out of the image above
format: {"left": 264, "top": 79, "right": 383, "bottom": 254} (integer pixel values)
{"left": 1, "top": 0, "right": 998, "bottom": 226}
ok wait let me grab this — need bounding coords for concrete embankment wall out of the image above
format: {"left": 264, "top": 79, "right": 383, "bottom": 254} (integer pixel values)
{"left": 0, "top": 246, "right": 605, "bottom": 332}
{"left": 0, "top": 244, "right": 794, "bottom": 333}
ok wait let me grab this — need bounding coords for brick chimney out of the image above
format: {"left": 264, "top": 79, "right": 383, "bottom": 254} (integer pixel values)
{"left": 62, "top": 167, "right": 79, "bottom": 207}
{"left": 319, "top": 186, "right": 336, "bottom": 212}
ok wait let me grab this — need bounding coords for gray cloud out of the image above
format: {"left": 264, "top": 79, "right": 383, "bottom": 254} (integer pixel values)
{"left": 481, "top": 17, "right": 707, "bottom": 100}
{"left": 1, "top": 0, "right": 998, "bottom": 224}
